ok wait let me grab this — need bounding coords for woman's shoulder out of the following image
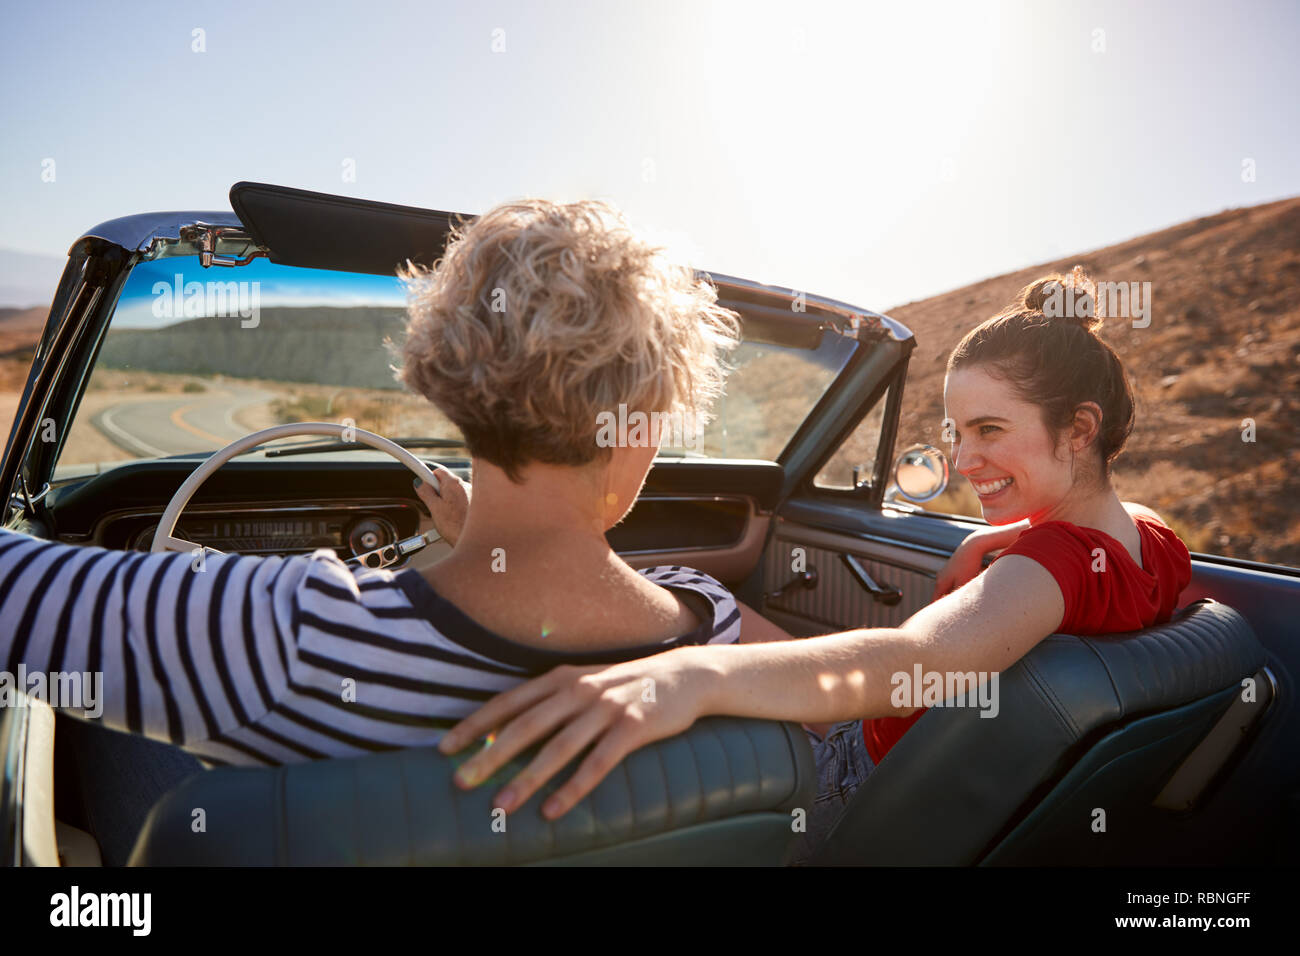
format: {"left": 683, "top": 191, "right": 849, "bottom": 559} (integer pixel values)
{"left": 1131, "top": 510, "right": 1185, "bottom": 545}
{"left": 1132, "top": 513, "right": 1193, "bottom": 582}
{"left": 1003, "top": 516, "right": 1189, "bottom": 574}
{"left": 994, "top": 522, "right": 1117, "bottom": 623}
{"left": 1000, "top": 520, "right": 1097, "bottom": 559}
{"left": 289, "top": 548, "right": 436, "bottom": 625}
{"left": 636, "top": 565, "right": 741, "bottom": 644}
{"left": 997, "top": 514, "right": 1191, "bottom": 634}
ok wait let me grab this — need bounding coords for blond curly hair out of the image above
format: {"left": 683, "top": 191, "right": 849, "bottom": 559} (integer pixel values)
{"left": 397, "top": 199, "right": 740, "bottom": 479}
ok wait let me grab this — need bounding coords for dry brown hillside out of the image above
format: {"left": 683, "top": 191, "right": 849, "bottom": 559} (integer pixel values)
{"left": 0, "top": 306, "right": 45, "bottom": 372}
{"left": 0, "top": 306, "right": 46, "bottom": 435}
{"left": 889, "top": 196, "right": 1300, "bottom": 567}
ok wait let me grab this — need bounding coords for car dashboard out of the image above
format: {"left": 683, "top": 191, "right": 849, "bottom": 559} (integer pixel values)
{"left": 96, "top": 500, "right": 424, "bottom": 561}
{"left": 41, "top": 454, "right": 782, "bottom": 583}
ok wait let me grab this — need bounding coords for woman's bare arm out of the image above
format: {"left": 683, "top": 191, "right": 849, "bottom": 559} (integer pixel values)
{"left": 438, "top": 554, "right": 1064, "bottom": 818}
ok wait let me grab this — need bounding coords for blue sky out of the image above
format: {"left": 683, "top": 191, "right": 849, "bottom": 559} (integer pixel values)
{"left": 113, "top": 258, "right": 406, "bottom": 327}
{"left": 1, "top": 0, "right": 1298, "bottom": 312}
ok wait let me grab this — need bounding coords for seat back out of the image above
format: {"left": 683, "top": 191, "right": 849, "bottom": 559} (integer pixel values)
{"left": 1, "top": 689, "right": 57, "bottom": 867}
{"left": 129, "top": 716, "right": 814, "bottom": 866}
{"left": 814, "top": 599, "right": 1269, "bottom": 865}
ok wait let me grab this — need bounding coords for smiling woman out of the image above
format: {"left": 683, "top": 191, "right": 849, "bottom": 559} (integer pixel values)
{"left": 862, "top": 270, "right": 1182, "bottom": 769}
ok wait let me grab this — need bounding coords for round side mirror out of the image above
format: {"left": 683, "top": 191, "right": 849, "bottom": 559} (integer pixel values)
{"left": 891, "top": 443, "right": 950, "bottom": 503}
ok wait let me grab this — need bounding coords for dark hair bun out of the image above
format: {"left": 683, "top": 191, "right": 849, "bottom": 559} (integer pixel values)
{"left": 1019, "top": 266, "right": 1103, "bottom": 333}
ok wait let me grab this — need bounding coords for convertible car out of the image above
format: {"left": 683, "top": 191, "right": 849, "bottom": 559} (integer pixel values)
{"left": 1, "top": 183, "right": 1295, "bottom": 866}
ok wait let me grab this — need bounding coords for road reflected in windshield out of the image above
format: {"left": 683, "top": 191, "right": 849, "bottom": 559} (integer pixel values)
{"left": 59, "top": 365, "right": 462, "bottom": 475}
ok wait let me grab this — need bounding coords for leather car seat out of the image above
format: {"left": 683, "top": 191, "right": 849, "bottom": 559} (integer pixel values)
{"left": 129, "top": 599, "right": 1270, "bottom": 866}
{"left": 128, "top": 716, "right": 815, "bottom": 866}
{"left": 813, "top": 599, "right": 1272, "bottom": 865}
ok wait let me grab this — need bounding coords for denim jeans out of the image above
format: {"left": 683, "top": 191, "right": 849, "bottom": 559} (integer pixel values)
{"left": 790, "top": 718, "right": 875, "bottom": 864}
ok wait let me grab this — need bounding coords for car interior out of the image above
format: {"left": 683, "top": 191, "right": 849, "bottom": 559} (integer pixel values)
{"left": 2, "top": 183, "right": 1295, "bottom": 866}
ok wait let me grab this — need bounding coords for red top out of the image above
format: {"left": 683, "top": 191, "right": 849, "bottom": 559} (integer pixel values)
{"left": 862, "top": 513, "right": 1192, "bottom": 764}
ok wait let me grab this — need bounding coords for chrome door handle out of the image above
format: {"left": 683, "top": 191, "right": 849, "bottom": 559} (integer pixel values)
{"left": 765, "top": 567, "right": 819, "bottom": 602}
{"left": 840, "top": 553, "right": 903, "bottom": 606}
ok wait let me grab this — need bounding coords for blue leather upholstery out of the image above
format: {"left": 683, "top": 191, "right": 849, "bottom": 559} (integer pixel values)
{"left": 814, "top": 599, "right": 1268, "bottom": 865}
{"left": 129, "top": 599, "right": 1265, "bottom": 866}
{"left": 128, "top": 716, "right": 815, "bottom": 866}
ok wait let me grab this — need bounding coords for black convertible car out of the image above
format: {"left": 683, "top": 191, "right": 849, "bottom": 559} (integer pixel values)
{"left": 2, "top": 183, "right": 1296, "bottom": 866}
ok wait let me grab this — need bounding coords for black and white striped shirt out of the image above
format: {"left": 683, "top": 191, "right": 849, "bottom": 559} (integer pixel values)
{"left": 0, "top": 528, "right": 740, "bottom": 767}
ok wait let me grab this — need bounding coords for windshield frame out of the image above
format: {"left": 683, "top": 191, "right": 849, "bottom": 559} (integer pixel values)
{"left": 19, "top": 214, "right": 913, "bottom": 499}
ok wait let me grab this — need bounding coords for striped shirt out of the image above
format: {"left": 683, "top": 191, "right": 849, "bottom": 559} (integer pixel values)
{"left": 0, "top": 528, "right": 740, "bottom": 767}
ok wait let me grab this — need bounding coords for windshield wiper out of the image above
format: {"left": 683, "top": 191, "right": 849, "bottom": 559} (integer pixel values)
{"left": 263, "top": 437, "right": 467, "bottom": 458}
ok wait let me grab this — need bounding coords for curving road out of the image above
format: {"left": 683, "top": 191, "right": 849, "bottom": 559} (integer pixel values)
{"left": 91, "top": 383, "right": 275, "bottom": 458}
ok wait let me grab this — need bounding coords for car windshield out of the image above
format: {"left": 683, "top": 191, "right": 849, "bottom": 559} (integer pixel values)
{"left": 51, "top": 255, "right": 857, "bottom": 480}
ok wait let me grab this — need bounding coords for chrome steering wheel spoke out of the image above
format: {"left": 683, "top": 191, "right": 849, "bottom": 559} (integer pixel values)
{"left": 155, "top": 533, "right": 223, "bottom": 555}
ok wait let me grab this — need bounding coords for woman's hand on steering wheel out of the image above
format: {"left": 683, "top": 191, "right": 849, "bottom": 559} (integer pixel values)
{"left": 414, "top": 463, "right": 471, "bottom": 547}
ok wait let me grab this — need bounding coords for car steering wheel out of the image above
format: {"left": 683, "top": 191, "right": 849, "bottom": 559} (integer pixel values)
{"left": 150, "top": 422, "right": 444, "bottom": 567}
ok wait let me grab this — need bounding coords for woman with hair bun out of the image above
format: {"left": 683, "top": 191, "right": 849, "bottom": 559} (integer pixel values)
{"left": 441, "top": 266, "right": 1193, "bottom": 860}
{"left": 864, "top": 265, "right": 1186, "bottom": 770}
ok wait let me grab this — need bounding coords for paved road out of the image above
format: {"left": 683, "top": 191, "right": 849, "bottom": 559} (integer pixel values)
{"left": 91, "top": 383, "right": 275, "bottom": 458}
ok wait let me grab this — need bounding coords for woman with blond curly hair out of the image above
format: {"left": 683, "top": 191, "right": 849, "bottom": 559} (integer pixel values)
{"left": 0, "top": 198, "right": 747, "bottom": 787}
{"left": 400, "top": 198, "right": 745, "bottom": 659}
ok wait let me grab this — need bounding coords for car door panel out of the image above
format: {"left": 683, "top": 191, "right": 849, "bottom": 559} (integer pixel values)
{"left": 763, "top": 519, "right": 942, "bottom": 635}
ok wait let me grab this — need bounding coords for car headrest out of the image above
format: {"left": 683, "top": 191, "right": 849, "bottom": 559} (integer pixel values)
{"left": 129, "top": 716, "right": 814, "bottom": 866}
{"left": 1015, "top": 597, "right": 1265, "bottom": 730}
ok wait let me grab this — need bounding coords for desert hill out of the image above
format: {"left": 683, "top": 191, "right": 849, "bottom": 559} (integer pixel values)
{"left": 96, "top": 307, "right": 408, "bottom": 389}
